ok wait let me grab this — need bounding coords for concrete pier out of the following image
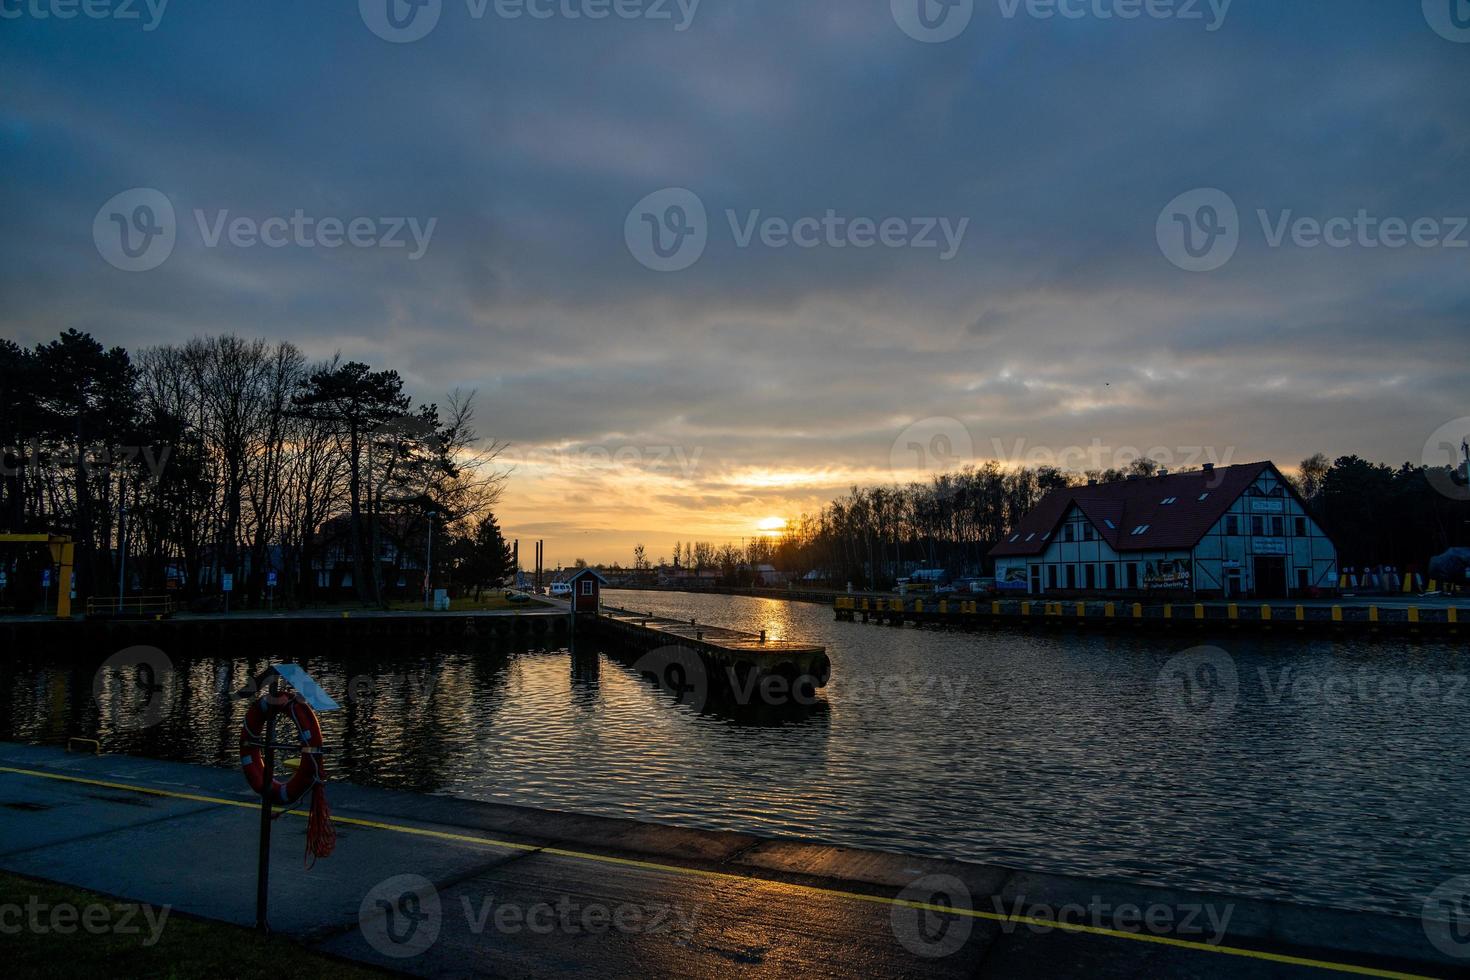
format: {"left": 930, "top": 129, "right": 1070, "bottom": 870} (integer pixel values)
{"left": 589, "top": 605, "right": 832, "bottom": 692}
{"left": 835, "top": 595, "right": 1468, "bottom": 635}
{"left": 0, "top": 742, "right": 1462, "bottom": 978}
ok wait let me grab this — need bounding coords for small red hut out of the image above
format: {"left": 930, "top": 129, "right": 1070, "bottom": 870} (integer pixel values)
{"left": 568, "top": 568, "right": 607, "bottom": 614}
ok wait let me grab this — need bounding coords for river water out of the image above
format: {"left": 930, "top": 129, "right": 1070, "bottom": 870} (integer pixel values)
{"left": 3, "top": 588, "right": 1467, "bottom": 919}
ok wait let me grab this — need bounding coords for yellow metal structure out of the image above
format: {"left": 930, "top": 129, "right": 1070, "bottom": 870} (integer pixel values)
{"left": 0, "top": 534, "right": 75, "bottom": 618}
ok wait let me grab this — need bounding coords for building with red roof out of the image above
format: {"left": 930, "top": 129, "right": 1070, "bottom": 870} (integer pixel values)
{"left": 987, "top": 461, "right": 1338, "bottom": 598}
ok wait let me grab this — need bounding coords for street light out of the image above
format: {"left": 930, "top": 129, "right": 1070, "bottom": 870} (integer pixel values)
{"left": 424, "top": 509, "right": 436, "bottom": 610}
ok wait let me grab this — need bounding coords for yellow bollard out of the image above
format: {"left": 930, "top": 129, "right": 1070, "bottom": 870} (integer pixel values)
{"left": 1132, "top": 603, "right": 1142, "bottom": 618}
{"left": 1164, "top": 604, "right": 1172, "bottom": 620}
{"left": 1105, "top": 602, "right": 1115, "bottom": 618}
{"left": 992, "top": 601, "right": 1001, "bottom": 615}
{"left": 1295, "top": 605, "right": 1304, "bottom": 622}
{"left": 1450, "top": 608, "right": 1459, "bottom": 625}
{"left": 1331, "top": 605, "right": 1342, "bottom": 622}
{"left": 1077, "top": 602, "right": 1086, "bottom": 618}
{"left": 1194, "top": 603, "right": 1204, "bottom": 620}
{"left": 1022, "top": 602, "right": 1031, "bottom": 616}
{"left": 1228, "top": 603, "right": 1238, "bottom": 621}
{"left": 1408, "top": 607, "right": 1419, "bottom": 624}
{"left": 1369, "top": 606, "right": 1379, "bottom": 623}
{"left": 1261, "top": 605, "right": 1272, "bottom": 621}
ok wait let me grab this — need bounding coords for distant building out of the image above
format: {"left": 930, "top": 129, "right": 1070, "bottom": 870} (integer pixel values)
{"left": 988, "top": 461, "right": 1338, "bottom": 598}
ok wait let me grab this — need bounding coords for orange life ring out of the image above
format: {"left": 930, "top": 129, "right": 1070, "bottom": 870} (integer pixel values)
{"left": 240, "top": 692, "right": 326, "bottom": 806}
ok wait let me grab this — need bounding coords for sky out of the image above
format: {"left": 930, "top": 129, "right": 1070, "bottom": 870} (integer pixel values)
{"left": 2, "top": 1, "right": 1467, "bottom": 566}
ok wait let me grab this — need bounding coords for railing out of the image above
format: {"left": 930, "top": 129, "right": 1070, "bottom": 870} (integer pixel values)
{"left": 85, "top": 595, "right": 178, "bottom": 620}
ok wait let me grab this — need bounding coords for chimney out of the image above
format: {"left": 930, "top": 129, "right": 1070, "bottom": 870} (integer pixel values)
{"left": 1158, "top": 468, "right": 1170, "bottom": 477}
{"left": 1202, "top": 463, "right": 1215, "bottom": 474}
{"left": 1087, "top": 478, "right": 1098, "bottom": 487}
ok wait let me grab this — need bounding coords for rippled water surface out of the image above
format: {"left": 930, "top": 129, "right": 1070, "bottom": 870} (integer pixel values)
{"left": 3, "top": 589, "right": 1468, "bottom": 918}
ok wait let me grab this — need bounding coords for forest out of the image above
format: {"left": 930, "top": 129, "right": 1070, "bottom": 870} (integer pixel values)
{"left": 766, "top": 455, "right": 1470, "bottom": 591}
{"left": 0, "top": 331, "right": 513, "bottom": 610}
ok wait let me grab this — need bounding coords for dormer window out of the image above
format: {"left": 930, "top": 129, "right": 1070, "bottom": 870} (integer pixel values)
{"left": 1160, "top": 496, "right": 1177, "bottom": 505}
{"left": 1131, "top": 524, "right": 1150, "bottom": 535}
{"left": 1197, "top": 492, "right": 1210, "bottom": 501}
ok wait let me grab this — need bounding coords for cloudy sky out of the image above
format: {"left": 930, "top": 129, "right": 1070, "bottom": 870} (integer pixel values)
{"left": 3, "top": 1, "right": 1467, "bottom": 565}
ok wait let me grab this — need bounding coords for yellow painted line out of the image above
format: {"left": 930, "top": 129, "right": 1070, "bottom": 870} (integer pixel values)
{"left": 0, "top": 765, "right": 1434, "bottom": 980}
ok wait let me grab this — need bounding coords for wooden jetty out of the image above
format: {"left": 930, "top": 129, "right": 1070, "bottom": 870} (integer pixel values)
{"left": 587, "top": 606, "right": 831, "bottom": 693}
{"left": 835, "top": 595, "right": 1467, "bottom": 635}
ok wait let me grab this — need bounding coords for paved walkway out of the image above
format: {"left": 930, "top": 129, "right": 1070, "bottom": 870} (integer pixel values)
{"left": 0, "top": 743, "right": 1462, "bottom": 978}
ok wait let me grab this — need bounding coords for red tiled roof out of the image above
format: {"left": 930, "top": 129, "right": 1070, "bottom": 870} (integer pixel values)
{"left": 988, "top": 462, "right": 1274, "bottom": 557}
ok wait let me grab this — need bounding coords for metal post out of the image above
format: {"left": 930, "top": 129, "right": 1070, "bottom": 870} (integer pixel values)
{"left": 117, "top": 472, "right": 126, "bottom": 614}
{"left": 255, "top": 677, "right": 278, "bottom": 932}
{"left": 424, "top": 510, "right": 435, "bottom": 610}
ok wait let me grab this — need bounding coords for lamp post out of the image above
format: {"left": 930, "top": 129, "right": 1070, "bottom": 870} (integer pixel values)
{"left": 424, "top": 509, "right": 436, "bottom": 610}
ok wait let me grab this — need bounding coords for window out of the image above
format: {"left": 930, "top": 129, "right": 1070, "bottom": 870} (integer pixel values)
{"left": 1106, "top": 564, "right": 1118, "bottom": 590}
{"left": 1085, "top": 564, "right": 1097, "bottom": 589}
{"left": 1294, "top": 517, "right": 1306, "bottom": 537}
{"left": 1251, "top": 515, "right": 1265, "bottom": 536}
{"left": 1271, "top": 516, "right": 1285, "bottom": 536}
{"left": 1131, "top": 524, "right": 1150, "bottom": 536}
{"left": 581, "top": 580, "right": 594, "bottom": 596}
{"left": 1127, "top": 563, "right": 1139, "bottom": 589}
{"left": 1160, "top": 496, "right": 1177, "bottom": 505}
{"left": 1297, "top": 569, "right": 1310, "bottom": 592}
{"left": 1226, "top": 515, "right": 1240, "bottom": 536}
{"left": 1104, "top": 519, "right": 1116, "bottom": 530}
{"left": 1198, "top": 492, "right": 1210, "bottom": 501}
{"left": 1047, "top": 565, "right": 1058, "bottom": 588}
{"left": 1063, "top": 524, "right": 1075, "bottom": 543}
{"left": 1066, "top": 565, "right": 1077, "bottom": 589}
{"left": 1025, "top": 532, "right": 1035, "bottom": 542}
{"left": 1083, "top": 524, "right": 1095, "bottom": 541}
{"left": 1009, "top": 533, "right": 1020, "bottom": 543}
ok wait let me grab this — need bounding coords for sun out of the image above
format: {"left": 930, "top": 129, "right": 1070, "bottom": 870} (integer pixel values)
{"left": 756, "top": 517, "right": 787, "bottom": 534}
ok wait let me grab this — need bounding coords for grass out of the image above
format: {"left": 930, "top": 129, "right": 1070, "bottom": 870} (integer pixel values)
{"left": 0, "top": 871, "right": 389, "bottom": 979}
{"left": 384, "top": 591, "right": 549, "bottom": 612}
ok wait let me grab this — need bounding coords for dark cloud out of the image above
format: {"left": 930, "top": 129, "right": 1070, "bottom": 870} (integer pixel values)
{"left": 1, "top": 1, "right": 1466, "bottom": 561}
